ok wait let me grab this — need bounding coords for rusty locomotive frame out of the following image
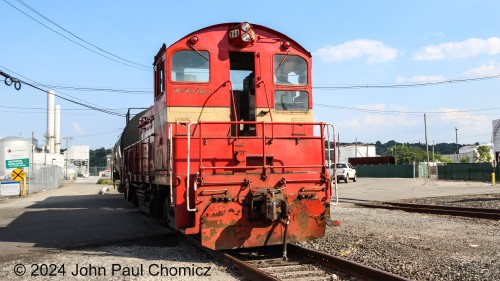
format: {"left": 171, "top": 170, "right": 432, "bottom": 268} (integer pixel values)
{"left": 113, "top": 22, "right": 336, "bottom": 250}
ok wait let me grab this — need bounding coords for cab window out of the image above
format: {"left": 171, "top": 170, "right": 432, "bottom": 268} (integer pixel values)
{"left": 171, "top": 50, "right": 209, "bottom": 82}
{"left": 155, "top": 60, "right": 165, "bottom": 98}
{"left": 274, "top": 91, "right": 308, "bottom": 111}
{"left": 274, "top": 55, "right": 307, "bottom": 85}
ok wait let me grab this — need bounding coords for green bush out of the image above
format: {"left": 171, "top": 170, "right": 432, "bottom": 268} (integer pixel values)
{"left": 97, "top": 178, "right": 114, "bottom": 185}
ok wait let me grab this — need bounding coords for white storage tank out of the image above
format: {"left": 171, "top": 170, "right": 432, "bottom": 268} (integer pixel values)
{"left": 0, "top": 136, "right": 32, "bottom": 180}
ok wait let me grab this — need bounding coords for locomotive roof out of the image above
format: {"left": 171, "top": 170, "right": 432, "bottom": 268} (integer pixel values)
{"left": 155, "top": 22, "right": 310, "bottom": 61}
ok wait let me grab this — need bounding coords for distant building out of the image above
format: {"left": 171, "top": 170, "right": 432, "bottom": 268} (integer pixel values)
{"left": 326, "top": 144, "right": 377, "bottom": 164}
{"left": 440, "top": 143, "right": 494, "bottom": 163}
{"left": 64, "top": 146, "right": 90, "bottom": 177}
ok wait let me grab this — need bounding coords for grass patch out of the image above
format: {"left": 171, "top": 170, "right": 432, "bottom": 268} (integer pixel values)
{"left": 97, "top": 178, "right": 114, "bottom": 185}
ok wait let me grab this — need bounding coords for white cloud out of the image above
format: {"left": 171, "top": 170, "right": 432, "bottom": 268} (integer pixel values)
{"left": 412, "top": 37, "right": 500, "bottom": 61}
{"left": 72, "top": 122, "right": 84, "bottom": 135}
{"left": 396, "top": 75, "right": 446, "bottom": 83}
{"left": 463, "top": 61, "right": 500, "bottom": 77}
{"left": 434, "top": 108, "right": 490, "bottom": 139}
{"left": 314, "top": 39, "right": 399, "bottom": 64}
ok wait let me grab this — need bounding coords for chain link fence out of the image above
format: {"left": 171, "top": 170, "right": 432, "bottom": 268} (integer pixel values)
{"left": 88, "top": 167, "right": 109, "bottom": 177}
{"left": 27, "top": 163, "right": 63, "bottom": 194}
{"left": 0, "top": 163, "right": 63, "bottom": 196}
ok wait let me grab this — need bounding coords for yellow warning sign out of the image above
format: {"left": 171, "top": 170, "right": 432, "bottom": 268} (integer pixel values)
{"left": 11, "top": 168, "right": 25, "bottom": 182}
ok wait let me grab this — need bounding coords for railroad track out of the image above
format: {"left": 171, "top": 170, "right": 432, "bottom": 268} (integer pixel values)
{"left": 185, "top": 236, "right": 411, "bottom": 281}
{"left": 355, "top": 201, "right": 500, "bottom": 220}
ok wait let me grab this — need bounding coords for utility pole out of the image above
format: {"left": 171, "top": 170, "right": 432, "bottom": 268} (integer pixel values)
{"left": 424, "top": 114, "right": 430, "bottom": 178}
{"left": 432, "top": 140, "right": 435, "bottom": 162}
{"left": 337, "top": 133, "right": 340, "bottom": 163}
{"left": 455, "top": 127, "right": 459, "bottom": 162}
{"left": 63, "top": 137, "right": 73, "bottom": 179}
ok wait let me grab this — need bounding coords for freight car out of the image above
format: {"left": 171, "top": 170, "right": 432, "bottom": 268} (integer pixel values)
{"left": 113, "top": 22, "right": 335, "bottom": 252}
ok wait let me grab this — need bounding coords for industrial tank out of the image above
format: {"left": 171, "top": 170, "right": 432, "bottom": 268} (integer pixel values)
{"left": 0, "top": 136, "right": 32, "bottom": 180}
{"left": 112, "top": 110, "right": 147, "bottom": 188}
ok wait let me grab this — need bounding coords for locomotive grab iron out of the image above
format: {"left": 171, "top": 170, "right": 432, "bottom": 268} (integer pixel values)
{"left": 113, "top": 22, "right": 335, "bottom": 251}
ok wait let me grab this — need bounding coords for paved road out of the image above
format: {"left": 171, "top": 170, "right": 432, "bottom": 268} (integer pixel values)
{"left": 0, "top": 177, "right": 171, "bottom": 262}
{"left": 334, "top": 177, "right": 499, "bottom": 202}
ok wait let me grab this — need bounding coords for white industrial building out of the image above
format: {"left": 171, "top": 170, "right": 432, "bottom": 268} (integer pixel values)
{"left": 329, "top": 144, "right": 377, "bottom": 164}
{"left": 1, "top": 90, "right": 71, "bottom": 194}
{"left": 64, "top": 146, "right": 90, "bottom": 178}
{"left": 440, "top": 143, "right": 494, "bottom": 163}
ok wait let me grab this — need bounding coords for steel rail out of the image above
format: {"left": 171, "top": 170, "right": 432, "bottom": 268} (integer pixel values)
{"left": 183, "top": 235, "right": 279, "bottom": 281}
{"left": 288, "top": 244, "right": 412, "bottom": 281}
{"left": 357, "top": 202, "right": 500, "bottom": 220}
{"left": 184, "top": 234, "right": 410, "bottom": 281}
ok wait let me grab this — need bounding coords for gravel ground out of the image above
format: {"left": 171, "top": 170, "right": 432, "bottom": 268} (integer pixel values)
{"left": 0, "top": 236, "right": 242, "bottom": 281}
{"left": 2, "top": 191, "right": 498, "bottom": 281}
{"left": 398, "top": 193, "right": 500, "bottom": 209}
{"left": 300, "top": 200, "right": 500, "bottom": 281}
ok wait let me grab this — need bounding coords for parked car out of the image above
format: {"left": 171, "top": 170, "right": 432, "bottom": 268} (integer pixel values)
{"left": 334, "top": 162, "right": 357, "bottom": 183}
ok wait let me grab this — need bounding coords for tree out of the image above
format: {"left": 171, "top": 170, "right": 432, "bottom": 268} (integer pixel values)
{"left": 386, "top": 145, "right": 427, "bottom": 164}
{"left": 477, "top": 145, "right": 492, "bottom": 163}
{"left": 460, "top": 157, "right": 470, "bottom": 163}
{"left": 89, "top": 147, "right": 112, "bottom": 167}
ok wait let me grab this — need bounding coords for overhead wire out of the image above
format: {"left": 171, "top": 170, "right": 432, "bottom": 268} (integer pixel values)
{"left": 2, "top": 0, "right": 151, "bottom": 72}
{"left": 314, "top": 103, "right": 500, "bottom": 117}
{"left": 0, "top": 65, "right": 132, "bottom": 113}
{"left": 13, "top": 0, "right": 150, "bottom": 69}
{"left": 0, "top": 68, "right": 126, "bottom": 117}
{"left": 313, "top": 73, "right": 500, "bottom": 90}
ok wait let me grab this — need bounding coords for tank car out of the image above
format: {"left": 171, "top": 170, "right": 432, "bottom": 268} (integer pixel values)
{"left": 113, "top": 22, "right": 335, "bottom": 251}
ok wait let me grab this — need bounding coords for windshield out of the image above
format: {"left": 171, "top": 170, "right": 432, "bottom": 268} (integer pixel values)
{"left": 336, "top": 163, "right": 347, "bottom": 168}
{"left": 171, "top": 50, "right": 209, "bottom": 82}
{"left": 274, "top": 55, "right": 307, "bottom": 85}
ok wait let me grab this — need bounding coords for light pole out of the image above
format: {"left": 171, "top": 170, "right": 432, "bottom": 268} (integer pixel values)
{"left": 455, "top": 127, "right": 459, "bottom": 162}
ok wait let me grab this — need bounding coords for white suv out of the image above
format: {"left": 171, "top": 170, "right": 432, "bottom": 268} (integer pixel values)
{"left": 334, "top": 162, "right": 357, "bottom": 183}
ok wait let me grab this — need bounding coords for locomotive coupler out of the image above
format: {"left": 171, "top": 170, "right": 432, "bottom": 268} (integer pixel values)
{"left": 249, "top": 189, "right": 288, "bottom": 221}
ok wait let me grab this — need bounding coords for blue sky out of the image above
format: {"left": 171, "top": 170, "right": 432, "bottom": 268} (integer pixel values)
{"left": 1, "top": 0, "right": 500, "bottom": 149}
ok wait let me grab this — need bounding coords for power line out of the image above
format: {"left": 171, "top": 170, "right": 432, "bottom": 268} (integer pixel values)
{"left": 314, "top": 103, "right": 500, "bottom": 116}
{"left": 0, "top": 65, "right": 131, "bottom": 112}
{"left": 14, "top": 0, "right": 150, "bottom": 69}
{"left": 2, "top": 0, "right": 151, "bottom": 72}
{"left": 0, "top": 105, "right": 129, "bottom": 111}
{"left": 40, "top": 83, "right": 151, "bottom": 94}
{"left": 0, "top": 69, "right": 126, "bottom": 117}
{"left": 313, "top": 73, "right": 500, "bottom": 90}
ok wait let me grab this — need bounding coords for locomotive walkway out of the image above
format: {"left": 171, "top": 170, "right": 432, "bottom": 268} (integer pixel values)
{"left": 0, "top": 177, "right": 171, "bottom": 261}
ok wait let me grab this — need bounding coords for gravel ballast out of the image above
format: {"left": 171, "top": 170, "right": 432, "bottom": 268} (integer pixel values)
{"left": 301, "top": 196, "right": 500, "bottom": 281}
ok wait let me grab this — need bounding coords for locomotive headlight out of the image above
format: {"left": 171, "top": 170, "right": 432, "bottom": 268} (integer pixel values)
{"left": 228, "top": 22, "right": 255, "bottom": 48}
{"left": 241, "top": 33, "right": 251, "bottom": 42}
{"left": 241, "top": 22, "right": 251, "bottom": 32}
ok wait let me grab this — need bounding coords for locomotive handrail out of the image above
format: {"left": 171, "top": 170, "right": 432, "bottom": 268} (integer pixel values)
{"left": 168, "top": 124, "right": 174, "bottom": 207}
{"left": 186, "top": 122, "right": 198, "bottom": 212}
{"left": 185, "top": 121, "right": 332, "bottom": 209}
{"left": 324, "top": 123, "right": 338, "bottom": 206}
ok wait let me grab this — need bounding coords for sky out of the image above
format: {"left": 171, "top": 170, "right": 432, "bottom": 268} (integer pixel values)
{"left": 1, "top": 0, "right": 500, "bottom": 150}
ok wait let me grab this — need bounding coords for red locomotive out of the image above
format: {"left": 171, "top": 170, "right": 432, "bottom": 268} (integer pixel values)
{"left": 113, "top": 22, "right": 335, "bottom": 251}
